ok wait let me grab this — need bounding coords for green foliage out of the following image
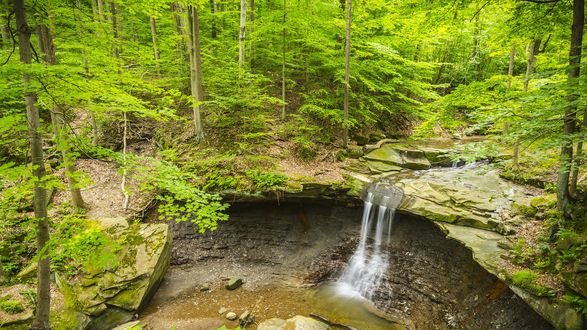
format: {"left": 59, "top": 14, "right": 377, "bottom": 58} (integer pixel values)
{"left": 47, "top": 211, "right": 122, "bottom": 277}
{"left": 510, "top": 270, "right": 555, "bottom": 297}
{"left": 563, "top": 294, "right": 587, "bottom": 316}
{"left": 448, "top": 141, "right": 504, "bottom": 164}
{"left": 126, "top": 155, "right": 229, "bottom": 234}
{"left": 293, "top": 137, "right": 318, "bottom": 161}
{"left": 0, "top": 296, "right": 25, "bottom": 314}
{"left": 246, "top": 170, "right": 288, "bottom": 191}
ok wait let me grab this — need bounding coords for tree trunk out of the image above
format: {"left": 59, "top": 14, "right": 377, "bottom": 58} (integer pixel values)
{"left": 97, "top": 0, "right": 105, "bottom": 23}
{"left": 239, "top": 0, "right": 246, "bottom": 68}
{"left": 149, "top": 16, "right": 160, "bottom": 62}
{"left": 76, "top": 0, "right": 99, "bottom": 145}
{"left": 507, "top": 43, "right": 515, "bottom": 88}
{"left": 570, "top": 109, "right": 587, "bottom": 197}
{"left": 557, "top": 0, "right": 584, "bottom": 213}
{"left": 1, "top": 0, "right": 9, "bottom": 46}
{"left": 111, "top": 2, "right": 120, "bottom": 61}
{"left": 110, "top": 1, "right": 128, "bottom": 208}
{"left": 37, "top": 19, "right": 86, "bottom": 209}
{"left": 281, "top": 0, "right": 286, "bottom": 121}
{"left": 503, "top": 43, "right": 515, "bottom": 135}
{"left": 524, "top": 39, "right": 541, "bottom": 92}
{"left": 342, "top": 0, "right": 352, "bottom": 148}
{"left": 188, "top": 6, "right": 204, "bottom": 141}
{"left": 14, "top": 0, "right": 50, "bottom": 328}
{"left": 210, "top": 0, "right": 217, "bottom": 38}
{"left": 249, "top": 0, "right": 254, "bottom": 65}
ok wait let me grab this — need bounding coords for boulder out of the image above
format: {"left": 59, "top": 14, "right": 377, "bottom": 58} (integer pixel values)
{"left": 363, "top": 143, "right": 431, "bottom": 170}
{"left": 352, "top": 134, "right": 370, "bottom": 146}
{"left": 258, "top": 315, "right": 329, "bottom": 330}
{"left": 56, "top": 218, "right": 171, "bottom": 330}
{"left": 226, "top": 312, "right": 237, "bottom": 321}
{"left": 225, "top": 278, "right": 243, "bottom": 290}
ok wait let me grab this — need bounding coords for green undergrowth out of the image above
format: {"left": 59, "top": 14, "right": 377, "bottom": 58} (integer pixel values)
{"left": 0, "top": 295, "right": 25, "bottom": 314}
{"left": 505, "top": 195, "right": 587, "bottom": 311}
{"left": 509, "top": 270, "right": 555, "bottom": 297}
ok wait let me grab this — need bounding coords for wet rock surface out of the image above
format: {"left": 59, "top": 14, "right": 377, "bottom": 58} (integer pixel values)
{"left": 159, "top": 201, "right": 552, "bottom": 329}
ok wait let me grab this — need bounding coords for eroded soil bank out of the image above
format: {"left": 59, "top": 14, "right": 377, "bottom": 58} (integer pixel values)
{"left": 142, "top": 200, "right": 553, "bottom": 329}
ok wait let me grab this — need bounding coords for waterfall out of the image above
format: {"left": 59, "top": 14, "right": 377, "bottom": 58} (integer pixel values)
{"left": 337, "top": 182, "right": 403, "bottom": 300}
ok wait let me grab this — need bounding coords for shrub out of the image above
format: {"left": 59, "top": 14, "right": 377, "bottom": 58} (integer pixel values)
{"left": 0, "top": 297, "right": 24, "bottom": 314}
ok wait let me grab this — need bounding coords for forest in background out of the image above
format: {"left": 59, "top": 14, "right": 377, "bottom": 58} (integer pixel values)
{"left": 0, "top": 0, "right": 586, "bottom": 328}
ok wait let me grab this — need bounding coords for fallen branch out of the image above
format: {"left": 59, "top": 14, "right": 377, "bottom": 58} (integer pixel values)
{"left": 309, "top": 313, "right": 358, "bottom": 330}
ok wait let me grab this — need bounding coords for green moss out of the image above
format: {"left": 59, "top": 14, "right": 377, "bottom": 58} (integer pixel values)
{"left": 510, "top": 270, "right": 555, "bottom": 297}
{"left": 563, "top": 294, "right": 587, "bottom": 316}
{"left": 530, "top": 195, "right": 557, "bottom": 209}
{"left": 513, "top": 202, "right": 538, "bottom": 218}
{"left": 245, "top": 170, "right": 288, "bottom": 191}
{"left": 0, "top": 296, "right": 24, "bottom": 314}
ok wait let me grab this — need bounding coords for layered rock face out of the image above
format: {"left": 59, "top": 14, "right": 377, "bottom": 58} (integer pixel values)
{"left": 170, "top": 201, "right": 553, "bottom": 329}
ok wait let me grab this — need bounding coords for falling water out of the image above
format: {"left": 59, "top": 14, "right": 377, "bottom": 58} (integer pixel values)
{"left": 338, "top": 182, "right": 404, "bottom": 300}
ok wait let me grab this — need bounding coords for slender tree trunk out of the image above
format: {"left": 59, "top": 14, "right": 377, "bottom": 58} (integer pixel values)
{"left": 557, "top": 0, "right": 584, "bottom": 213}
{"left": 470, "top": 13, "right": 481, "bottom": 79}
{"left": 503, "top": 43, "right": 515, "bottom": 135}
{"left": 210, "top": 0, "right": 217, "bottom": 38}
{"left": 172, "top": 1, "right": 186, "bottom": 76}
{"left": 149, "top": 16, "right": 160, "bottom": 62}
{"left": 1, "top": 0, "right": 9, "bottom": 46}
{"left": 507, "top": 43, "right": 515, "bottom": 88}
{"left": 111, "top": 2, "right": 120, "bottom": 61}
{"left": 342, "top": 0, "right": 352, "bottom": 148}
{"left": 513, "top": 39, "right": 541, "bottom": 166}
{"left": 97, "top": 0, "right": 105, "bottom": 22}
{"left": 110, "top": 1, "right": 129, "bottom": 209}
{"left": 15, "top": 0, "right": 50, "bottom": 328}
{"left": 37, "top": 19, "right": 85, "bottom": 209}
{"left": 524, "top": 39, "right": 541, "bottom": 92}
{"left": 249, "top": 0, "right": 254, "bottom": 65}
{"left": 239, "top": 0, "right": 246, "bottom": 68}
{"left": 188, "top": 6, "right": 204, "bottom": 141}
{"left": 570, "top": 109, "right": 587, "bottom": 197}
{"left": 76, "top": 0, "right": 99, "bottom": 144}
{"left": 281, "top": 0, "right": 286, "bottom": 121}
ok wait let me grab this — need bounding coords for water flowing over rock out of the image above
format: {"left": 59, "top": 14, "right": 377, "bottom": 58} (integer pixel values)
{"left": 338, "top": 182, "right": 403, "bottom": 299}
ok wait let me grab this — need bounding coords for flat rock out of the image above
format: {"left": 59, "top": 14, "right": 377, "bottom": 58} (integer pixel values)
{"left": 111, "top": 321, "right": 144, "bottom": 330}
{"left": 395, "top": 166, "right": 534, "bottom": 230}
{"left": 258, "top": 315, "right": 329, "bottom": 330}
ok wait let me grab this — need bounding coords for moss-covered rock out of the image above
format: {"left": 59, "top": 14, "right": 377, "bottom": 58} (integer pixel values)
{"left": 56, "top": 218, "right": 171, "bottom": 330}
{"left": 363, "top": 143, "right": 432, "bottom": 170}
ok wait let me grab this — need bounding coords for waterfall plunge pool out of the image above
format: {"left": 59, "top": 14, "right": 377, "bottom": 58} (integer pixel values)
{"left": 142, "top": 200, "right": 553, "bottom": 329}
